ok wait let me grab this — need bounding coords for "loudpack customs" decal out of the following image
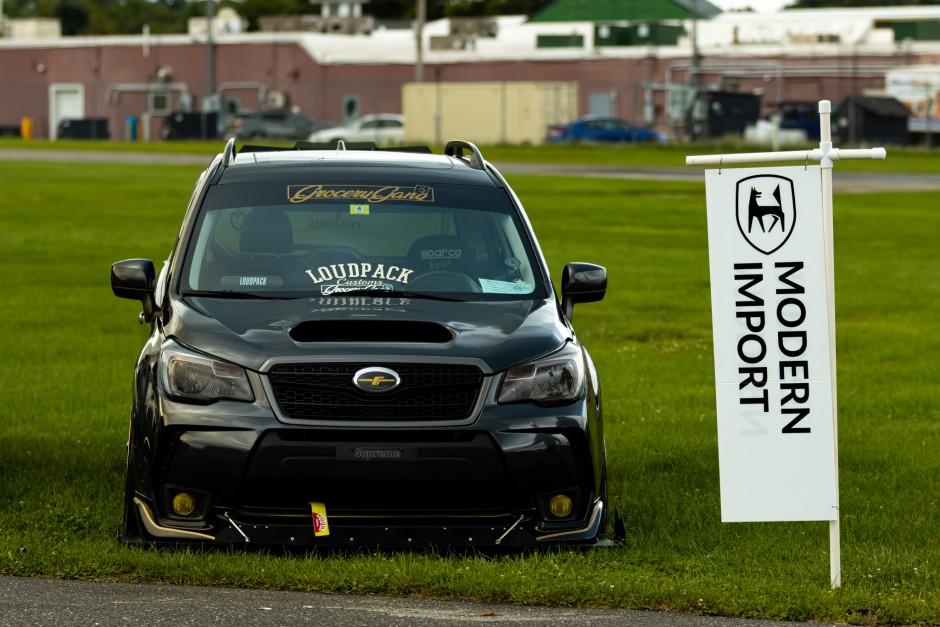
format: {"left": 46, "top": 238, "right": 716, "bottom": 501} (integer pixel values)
{"left": 305, "top": 262, "right": 415, "bottom": 295}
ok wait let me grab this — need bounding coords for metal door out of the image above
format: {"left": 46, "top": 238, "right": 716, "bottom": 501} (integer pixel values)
{"left": 49, "top": 84, "right": 84, "bottom": 140}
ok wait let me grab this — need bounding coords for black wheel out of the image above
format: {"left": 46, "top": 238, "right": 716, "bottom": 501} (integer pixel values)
{"left": 598, "top": 463, "right": 608, "bottom": 537}
{"left": 120, "top": 424, "right": 141, "bottom": 541}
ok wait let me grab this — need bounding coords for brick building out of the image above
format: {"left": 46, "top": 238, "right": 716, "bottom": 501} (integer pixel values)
{"left": 1, "top": 2, "right": 939, "bottom": 143}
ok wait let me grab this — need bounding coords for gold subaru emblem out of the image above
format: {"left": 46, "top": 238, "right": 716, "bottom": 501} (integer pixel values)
{"left": 353, "top": 367, "right": 401, "bottom": 393}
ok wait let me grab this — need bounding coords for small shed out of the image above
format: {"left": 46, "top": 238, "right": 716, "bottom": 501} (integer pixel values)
{"left": 687, "top": 91, "right": 762, "bottom": 140}
{"left": 832, "top": 95, "right": 910, "bottom": 145}
{"left": 403, "top": 81, "right": 579, "bottom": 146}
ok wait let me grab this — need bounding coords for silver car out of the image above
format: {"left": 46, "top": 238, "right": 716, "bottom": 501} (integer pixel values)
{"left": 224, "top": 109, "right": 335, "bottom": 141}
{"left": 307, "top": 113, "right": 405, "bottom": 146}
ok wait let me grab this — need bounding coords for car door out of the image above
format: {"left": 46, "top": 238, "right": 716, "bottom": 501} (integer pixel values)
{"left": 353, "top": 117, "right": 382, "bottom": 143}
{"left": 376, "top": 117, "right": 404, "bottom": 145}
{"left": 581, "top": 119, "right": 609, "bottom": 142}
{"left": 611, "top": 119, "right": 641, "bottom": 143}
{"left": 262, "top": 111, "right": 291, "bottom": 138}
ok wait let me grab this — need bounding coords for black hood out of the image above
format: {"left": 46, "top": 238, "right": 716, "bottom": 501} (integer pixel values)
{"left": 163, "top": 295, "right": 571, "bottom": 373}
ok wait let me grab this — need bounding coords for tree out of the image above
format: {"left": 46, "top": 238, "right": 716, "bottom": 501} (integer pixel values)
{"left": 789, "top": 0, "right": 939, "bottom": 6}
{"left": 54, "top": 0, "right": 88, "bottom": 35}
{"left": 230, "top": 0, "right": 309, "bottom": 31}
{"left": 4, "top": 0, "right": 190, "bottom": 33}
{"left": 2, "top": 0, "right": 560, "bottom": 34}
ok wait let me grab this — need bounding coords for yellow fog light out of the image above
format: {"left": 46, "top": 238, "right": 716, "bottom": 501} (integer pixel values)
{"left": 172, "top": 492, "right": 196, "bottom": 516}
{"left": 549, "top": 494, "right": 573, "bottom": 518}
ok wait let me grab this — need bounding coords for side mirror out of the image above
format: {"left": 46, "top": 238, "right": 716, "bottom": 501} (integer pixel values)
{"left": 561, "top": 262, "right": 607, "bottom": 322}
{"left": 111, "top": 259, "right": 158, "bottom": 323}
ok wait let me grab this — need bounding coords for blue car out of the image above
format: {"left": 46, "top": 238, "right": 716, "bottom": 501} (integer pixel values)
{"left": 547, "top": 115, "right": 665, "bottom": 144}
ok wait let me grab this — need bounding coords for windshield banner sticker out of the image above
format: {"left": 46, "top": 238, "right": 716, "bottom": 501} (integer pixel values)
{"left": 288, "top": 184, "right": 434, "bottom": 204}
{"left": 479, "top": 279, "right": 534, "bottom": 294}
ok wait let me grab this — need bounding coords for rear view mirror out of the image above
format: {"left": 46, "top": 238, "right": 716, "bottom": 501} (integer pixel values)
{"left": 111, "top": 258, "right": 157, "bottom": 323}
{"left": 560, "top": 262, "right": 607, "bottom": 322}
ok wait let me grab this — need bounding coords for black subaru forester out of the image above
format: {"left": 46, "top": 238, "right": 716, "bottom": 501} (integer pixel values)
{"left": 111, "top": 139, "right": 609, "bottom": 548}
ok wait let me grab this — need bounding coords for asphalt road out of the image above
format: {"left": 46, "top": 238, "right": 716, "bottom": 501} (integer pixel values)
{"left": 497, "top": 161, "right": 940, "bottom": 193}
{"left": 2, "top": 147, "right": 939, "bottom": 193}
{"left": 0, "top": 575, "right": 832, "bottom": 627}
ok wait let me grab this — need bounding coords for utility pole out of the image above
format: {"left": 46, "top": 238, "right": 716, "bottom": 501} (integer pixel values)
{"left": 691, "top": 0, "right": 702, "bottom": 90}
{"left": 415, "top": 0, "right": 425, "bottom": 83}
{"left": 688, "top": 0, "right": 703, "bottom": 140}
{"left": 203, "top": 0, "right": 215, "bottom": 139}
{"left": 206, "top": 0, "right": 215, "bottom": 100}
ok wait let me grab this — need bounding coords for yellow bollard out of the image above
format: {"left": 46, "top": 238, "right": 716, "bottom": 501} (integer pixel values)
{"left": 21, "top": 117, "right": 33, "bottom": 140}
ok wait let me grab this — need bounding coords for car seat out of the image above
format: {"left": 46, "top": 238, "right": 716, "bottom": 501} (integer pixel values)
{"left": 406, "top": 234, "right": 475, "bottom": 275}
{"left": 233, "top": 209, "right": 305, "bottom": 288}
{"left": 240, "top": 209, "right": 294, "bottom": 256}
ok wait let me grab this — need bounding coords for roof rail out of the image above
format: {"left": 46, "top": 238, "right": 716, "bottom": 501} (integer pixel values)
{"left": 444, "top": 140, "right": 484, "bottom": 170}
{"left": 222, "top": 137, "right": 237, "bottom": 167}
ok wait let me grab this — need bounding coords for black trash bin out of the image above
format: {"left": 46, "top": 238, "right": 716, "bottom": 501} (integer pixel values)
{"left": 57, "top": 118, "right": 110, "bottom": 140}
{"left": 160, "top": 112, "right": 219, "bottom": 140}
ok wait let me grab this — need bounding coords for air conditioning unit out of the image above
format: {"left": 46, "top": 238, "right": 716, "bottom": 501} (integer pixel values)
{"left": 267, "top": 91, "right": 288, "bottom": 108}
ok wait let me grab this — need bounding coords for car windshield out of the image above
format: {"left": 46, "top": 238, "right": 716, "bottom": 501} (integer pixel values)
{"left": 179, "top": 181, "right": 548, "bottom": 301}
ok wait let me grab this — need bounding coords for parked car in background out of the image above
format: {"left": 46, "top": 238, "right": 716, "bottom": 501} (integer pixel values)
{"left": 307, "top": 114, "right": 405, "bottom": 146}
{"left": 776, "top": 101, "right": 822, "bottom": 141}
{"left": 161, "top": 112, "right": 220, "bottom": 140}
{"left": 224, "top": 109, "right": 335, "bottom": 142}
{"left": 546, "top": 115, "right": 666, "bottom": 144}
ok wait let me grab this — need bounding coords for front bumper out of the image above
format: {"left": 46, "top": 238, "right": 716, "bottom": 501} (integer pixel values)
{"left": 129, "top": 496, "right": 607, "bottom": 548}
{"left": 126, "top": 366, "right": 605, "bottom": 549}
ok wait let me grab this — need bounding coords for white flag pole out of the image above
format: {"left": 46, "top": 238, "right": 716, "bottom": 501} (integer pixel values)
{"left": 818, "top": 100, "right": 841, "bottom": 590}
{"left": 687, "top": 100, "right": 887, "bottom": 590}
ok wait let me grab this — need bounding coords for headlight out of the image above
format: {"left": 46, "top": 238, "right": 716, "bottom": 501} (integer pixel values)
{"left": 497, "top": 343, "right": 585, "bottom": 405}
{"left": 159, "top": 341, "right": 254, "bottom": 403}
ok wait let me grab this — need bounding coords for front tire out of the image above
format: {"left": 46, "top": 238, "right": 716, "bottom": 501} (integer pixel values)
{"left": 119, "top": 421, "right": 144, "bottom": 543}
{"left": 120, "top": 462, "right": 141, "bottom": 542}
{"left": 598, "top": 461, "right": 608, "bottom": 537}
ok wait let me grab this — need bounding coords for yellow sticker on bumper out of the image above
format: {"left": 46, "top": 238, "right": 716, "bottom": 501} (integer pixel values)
{"left": 309, "top": 502, "right": 330, "bottom": 537}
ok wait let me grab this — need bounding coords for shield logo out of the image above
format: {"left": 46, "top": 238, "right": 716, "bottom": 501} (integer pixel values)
{"left": 353, "top": 367, "right": 401, "bottom": 393}
{"left": 735, "top": 175, "right": 796, "bottom": 255}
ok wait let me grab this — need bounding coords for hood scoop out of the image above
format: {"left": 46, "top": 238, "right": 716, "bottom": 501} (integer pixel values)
{"left": 289, "top": 320, "right": 455, "bottom": 343}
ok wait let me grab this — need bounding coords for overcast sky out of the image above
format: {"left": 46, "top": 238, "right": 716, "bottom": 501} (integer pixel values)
{"left": 709, "top": 0, "right": 795, "bottom": 13}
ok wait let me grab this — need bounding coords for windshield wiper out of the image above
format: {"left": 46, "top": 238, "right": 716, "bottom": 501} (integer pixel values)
{"left": 324, "top": 288, "right": 474, "bottom": 302}
{"left": 181, "top": 289, "right": 299, "bottom": 300}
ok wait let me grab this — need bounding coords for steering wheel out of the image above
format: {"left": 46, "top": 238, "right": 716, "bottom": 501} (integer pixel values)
{"left": 409, "top": 270, "right": 481, "bottom": 293}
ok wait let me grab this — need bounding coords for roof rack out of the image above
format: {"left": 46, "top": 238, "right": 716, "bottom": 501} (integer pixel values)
{"left": 221, "top": 137, "right": 237, "bottom": 167}
{"left": 233, "top": 140, "right": 468, "bottom": 159}
{"left": 278, "top": 140, "right": 434, "bottom": 154}
{"left": 444, "top": 140, "right": 484, "bottom": 170}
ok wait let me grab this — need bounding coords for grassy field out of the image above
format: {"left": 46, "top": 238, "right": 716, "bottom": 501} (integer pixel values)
{"left": 2, "top": 136, "right": 938, "bottom": 173}
{"left": 0, "top": 157, "right": 938, "bottom": 624}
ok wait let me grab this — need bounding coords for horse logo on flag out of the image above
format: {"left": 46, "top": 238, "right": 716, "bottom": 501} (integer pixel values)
{"left": 735, "top": 174, "right": 797, "bottom": 255}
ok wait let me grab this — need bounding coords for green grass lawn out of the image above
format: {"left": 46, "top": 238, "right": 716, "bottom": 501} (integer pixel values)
{"left": 0, "top": 159, "right": 937, "bottom": 624}
{"left": 2, "top": 136, "right": 938, "bottom": 173}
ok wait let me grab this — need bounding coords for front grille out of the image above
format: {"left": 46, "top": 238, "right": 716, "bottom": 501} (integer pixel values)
{"left": 267, "top": 362, "right": 484, "bottom": 421}
{"left": 237, "top": 430, "right": 513, "bottom": 515}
